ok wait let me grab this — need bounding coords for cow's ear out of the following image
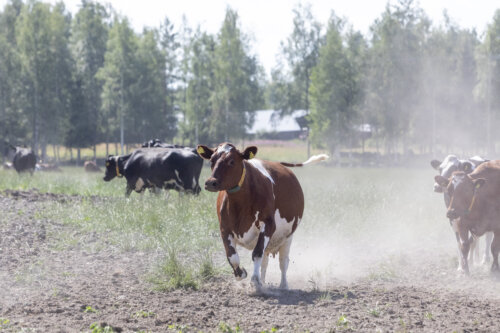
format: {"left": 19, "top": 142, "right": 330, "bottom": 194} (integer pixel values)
{"left": 460, "top": 161, "right": 473, "bottom": 173}
{"left": 473, "top": 178, "right": 486, "bottom": 189}
{"left": 197, "top": 145, "right": 214, "bottom": 160}
{"left": 435, "top": 175, "right": 449, "bottom": 188}
{"left": 242, "top": 146, "right": 258, "bottom": 160}
{"left": 430, "top": 160, "right": 441, "bottom": 170}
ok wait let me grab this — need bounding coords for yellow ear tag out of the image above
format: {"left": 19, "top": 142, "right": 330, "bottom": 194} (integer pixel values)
{"left": 106, "top": 161, "right": 109, "bottom": 167}
{"left": 249, "top": 151, "right": 255, "bottom": 159}
{"left": 197, "top": 146, "right": 205, "bottom": 155}
{"left": 476, "top": 183, "right": 481, "bottom": 189}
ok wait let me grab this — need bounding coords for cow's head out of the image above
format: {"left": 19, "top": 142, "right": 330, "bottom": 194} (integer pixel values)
{"left": 197, "top": 143, "right": 257, "bottom": 192}
{"left": 435, "top": 172, "right": 485, "bottom": 220}
{"left": 431, "top": 155, "right": 475, "bottom": 193}
{"left": 103, "top": 155, "right": 119, "bottom": 181}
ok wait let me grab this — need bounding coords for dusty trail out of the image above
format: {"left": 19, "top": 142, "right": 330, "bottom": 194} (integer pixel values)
{"left": 1, "top": 192, "right": 500, "bottom": 332}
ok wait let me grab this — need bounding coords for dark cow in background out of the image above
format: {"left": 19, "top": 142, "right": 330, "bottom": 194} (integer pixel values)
{"left": 9, "top": 145, "right": 36, "bottom": 174}
{"left": 431, "top": 154, "right": 492, "bottom": 271}
{"left": 103, "top": 147, "right": 202, "bottom": 196}
{"left": 435, "top": 160, "right": 500, "bottom": 274}
{"left": 84, "top": 161, "right": 101, "bottom": 173}
{"left": 197, "top": 142, "right": 328, "bottom": 289}
{"left": 141, "top": 139, "right": 198, "bottom": 155}
{"left": 141, "top": 138, "right": 183, "bottom": 149}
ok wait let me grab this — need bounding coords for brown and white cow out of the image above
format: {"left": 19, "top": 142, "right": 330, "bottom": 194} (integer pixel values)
{"left": 84, "top": 160, "right": 101, "bottom": 173}
{"left": 435, "top": 160, "right": 500, "bottom": 274}
{"left": 197, "top": 142, "right": 328, "bottom": 289}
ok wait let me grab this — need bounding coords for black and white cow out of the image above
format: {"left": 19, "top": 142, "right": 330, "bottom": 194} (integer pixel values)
{"left": 141, "top": 139, "right": 198, "bottom": 155}
{"left": 103, "top": 148, "right": 202, "bottom": 196}
{"left": 9, "top": 145, "right": 37, "bottom": 175}
{"left": 431, "top": 154, "right": 493, "bottom": 269}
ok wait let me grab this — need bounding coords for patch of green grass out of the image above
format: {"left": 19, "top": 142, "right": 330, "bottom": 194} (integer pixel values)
{"left": 150, "top": 248, "right": 199, "bottom": 291}
{"left": 424, "top": 311, "right": 433, "bottom": 320}
{"left": 89, "top": 322, "right": 114, "bottom": 333}
{"left": 217, "top": 322, "right": 242, "bottom": 333}
{"left": 133, "top": 310, "right": 155, "bottom": 318}
{"left": 84, "top": 305, "right": 98, "bottom": 313}
{"left": 167, "top": 324, "right": 189, "bottom": 332}
{"left": 0, "top": 318, "right": 11, "bottom": 330}
{"left": 368, "top": 302, "right": 381, "bottom": 317}
{"left": 337, "top": 314, "right": 350, "bottom": 328}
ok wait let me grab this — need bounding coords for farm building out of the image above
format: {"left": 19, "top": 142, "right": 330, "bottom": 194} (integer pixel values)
{"left": 246, "top": 110, "right": 308, "bottom": 140}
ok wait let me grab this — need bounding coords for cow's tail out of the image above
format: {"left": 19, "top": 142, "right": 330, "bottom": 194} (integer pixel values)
{"left": 280, "top": 154, "right": 329, "bottom": 167}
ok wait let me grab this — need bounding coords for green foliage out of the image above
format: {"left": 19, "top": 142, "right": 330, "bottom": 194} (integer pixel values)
{"left": 218, "top": 321, "right": 242, "bottom": 333}
{"left": 89, "top": 322, "right": 114, "bottom": 333}
{"left": 211, "top": 7, "right": 264, "bottom": 142}
{"left": 309, "top": 13, "right": 363, "bottom": 153}
{"left": 84, "top": 305, "right": 98, "bottom": 313}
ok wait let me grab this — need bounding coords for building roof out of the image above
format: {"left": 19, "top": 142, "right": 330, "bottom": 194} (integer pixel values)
{"left": 247, "top": 110, "right": 307, "bottom": 134}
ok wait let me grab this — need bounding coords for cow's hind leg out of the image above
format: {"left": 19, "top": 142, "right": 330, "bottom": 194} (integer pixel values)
{"left": 483, "top": 232, "right": 494, "bottom": 264}
{"left": 260, "top": 253, "right": 269, "bottom": 284}
{"left": 251, "top": 221, "right": 274, "bottom": 287}
{"left": 278, "top": 236, "right": 293, "bottom": 289}
{"left": 490, "top": 232, "right": 500, "bottom": 274}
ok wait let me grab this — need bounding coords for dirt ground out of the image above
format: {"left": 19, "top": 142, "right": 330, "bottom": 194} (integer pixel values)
{"left": 2, "top": 191, "right": 500, "bottom": 332}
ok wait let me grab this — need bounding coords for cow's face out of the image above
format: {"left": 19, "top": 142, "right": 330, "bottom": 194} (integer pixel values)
{"left": 435, "top": 172, "right": 485, "bottom": 220}
{"left": 103, "top": 155, "right": 117, "bottom": 181}
{"left": 431, "top": 155, "right": 474, "bottom": 193}
{"left": 197, "top": 143, "right": 257, "bottom": 192}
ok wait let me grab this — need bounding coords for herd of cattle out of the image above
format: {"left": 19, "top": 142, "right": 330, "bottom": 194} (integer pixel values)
{"left": 3, "top": 139, "right": 500, "bottom": 287}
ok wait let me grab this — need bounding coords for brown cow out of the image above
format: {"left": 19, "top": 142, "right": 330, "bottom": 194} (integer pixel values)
{"left": 197, "top": 142, "right": 328, "bottom": 289}
{"left": 435, "top": 160, "right": 500, "bottom": 274}
{"left": 84, "top": 161, "right": 101, "bottom": 173}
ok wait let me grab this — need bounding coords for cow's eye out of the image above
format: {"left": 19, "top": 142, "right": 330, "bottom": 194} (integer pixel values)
{"left": 228, "top": 160, "right": 234, "bottom": 166}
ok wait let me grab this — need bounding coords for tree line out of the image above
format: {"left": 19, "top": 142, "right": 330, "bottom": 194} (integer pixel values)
{"left": 1, "top": 0, "right": 500, "bottom": 161}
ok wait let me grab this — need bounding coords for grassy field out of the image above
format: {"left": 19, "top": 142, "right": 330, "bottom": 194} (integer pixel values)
{"left": 0, "top": 161, "right": 455, "bottom": 292}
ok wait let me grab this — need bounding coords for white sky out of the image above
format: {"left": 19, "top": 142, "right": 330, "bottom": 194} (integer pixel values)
{"left": 1, "top": 0, "right": 499, "bottom": 76}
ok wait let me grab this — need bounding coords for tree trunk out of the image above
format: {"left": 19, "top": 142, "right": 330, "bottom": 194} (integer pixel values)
{"left": 77, "top": 148, "right": 81, "bottom": 166}
{"left": 106, "top": 142, "right": 109, "bottom": 157}
{"left": 52, "top": 145, "right": 57, "bottom": 163}
{"left": 69, "top": 147, "right": 73, "bottom": 161}
{"left": 93, "top": 145, "right": 97, "bottom": 160}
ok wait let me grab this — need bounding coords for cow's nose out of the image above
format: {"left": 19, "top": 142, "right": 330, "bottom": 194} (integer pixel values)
{"left": 205, "top": 179, "right": 218, "bottom": 192}
{"left": 433, "top": 183, "right": 443, "bottom": 193}
{"left": 447, "top": 209, "right": 458, "bottom": 220}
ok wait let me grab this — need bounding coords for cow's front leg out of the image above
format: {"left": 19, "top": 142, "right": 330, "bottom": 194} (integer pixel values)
{"left": 222, "top": 233, "right": 246, "bottom": 280}
{"left": 125, "top": 185, "right": 133, "bottom": 197}
{"left": 251, "top": 221, "right": 275, "bottom": 287}
{"left": 458, "top": 227, "right": 471, "bottom": 274}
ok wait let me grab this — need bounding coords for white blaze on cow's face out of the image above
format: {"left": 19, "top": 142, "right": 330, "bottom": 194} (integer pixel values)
{"left": 204, "top": 143, "right": 244, "bottom": 192}
{"left": 433, "top": 155, "right": 459, "bottom": 193}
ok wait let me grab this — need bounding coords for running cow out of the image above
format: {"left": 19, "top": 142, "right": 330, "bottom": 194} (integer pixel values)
{"left": 431, "top": 154, "right": 492, "bottom": 270}
{"left": 435, "top": 160, "right": 500, "bottom": 274}
{"left": 103, "top": 148, "right": 202, "bottom": 196}
{"left": 197, "top": 142, "right": 328, "bottom": 289}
